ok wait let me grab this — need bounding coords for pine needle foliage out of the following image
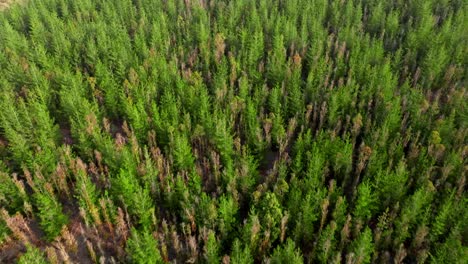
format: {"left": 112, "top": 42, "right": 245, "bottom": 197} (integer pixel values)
{"left": 0, "top": 0, "right": 465, "bottom": 262}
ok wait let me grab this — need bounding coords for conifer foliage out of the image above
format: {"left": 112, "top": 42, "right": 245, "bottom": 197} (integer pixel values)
{"left": 0, "top": 0, "right": 466, "bottom": 263}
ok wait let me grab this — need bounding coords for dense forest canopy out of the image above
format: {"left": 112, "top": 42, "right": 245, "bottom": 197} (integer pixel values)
{"left": 0, "top": 0, "right": 466, "bottom": 263}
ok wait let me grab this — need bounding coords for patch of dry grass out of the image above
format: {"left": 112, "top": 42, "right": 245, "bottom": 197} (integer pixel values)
{"left": 0, "top": 0, "right": 21, "bottom": 11}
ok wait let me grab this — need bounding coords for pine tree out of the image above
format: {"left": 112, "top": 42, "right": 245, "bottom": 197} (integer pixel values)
{"left": 0, "top": 216, "right": 10, "bottom": 244}
{"left": 35, "top": 192, "right": 68, "bottom": 241}
{"left": 430, "top": 191, "right": 454, "bottom": 242}
{"left": 126, "top": 228, "right": 163, "bottom": 264}
{"left": 316, "top": 221, "right": 337, "bottom": 263}
{"left": 353, "top": 182, "right": 376, "bottom": 222}
{"left": 17, "top": 244, "right": 49, "bottom": 264}
{"left": 218, "top": 194, "right": 238, "bottom": 238}
{"left": 230, "top": 239, "right": 254, "bottom": 264}
{"left": 270, "top": 239, "right": 303, "bottom": 264}
{"left": 0, "top": 171, "right": 25, "bottom": 213}
{"left": 267, "top": 31, "right": 287, "bottom": 86}
{"left": 204, "top": 231, "right": 220, "bottom": 263}
{"left": 348, "top": 227, "right": 374, "bottom": 264}
{"left": 170, "top": 130, "right": 195, "bottom": 172}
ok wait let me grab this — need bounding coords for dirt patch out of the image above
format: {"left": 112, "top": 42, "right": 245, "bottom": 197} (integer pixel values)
{"left": 0, "top": 241, "right": 24, "bottom": 263}
{"left": 60, "top": 126, "right": 74, "bottom": 145}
